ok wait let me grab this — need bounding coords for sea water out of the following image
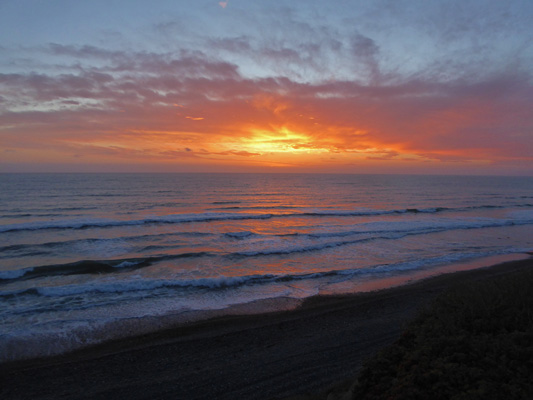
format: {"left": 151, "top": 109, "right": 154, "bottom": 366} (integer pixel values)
{"left": 1, "top": 173, "right": 533, "bottom": 360}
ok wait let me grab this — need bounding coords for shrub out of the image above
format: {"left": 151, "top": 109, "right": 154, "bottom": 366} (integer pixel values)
{"left": 350, "top": 268, "right": 533, "bottom": 400}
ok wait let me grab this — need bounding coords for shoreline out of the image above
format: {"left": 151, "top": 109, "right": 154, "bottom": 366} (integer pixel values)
{"left": 3, "top": 253, "right": 527, "bottom": 363}
{"left": 2, "top": 256, "right": 533, "bottom": 400}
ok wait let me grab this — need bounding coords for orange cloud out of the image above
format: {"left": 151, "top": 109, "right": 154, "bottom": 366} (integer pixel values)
{"left": 1, "top": 48, "right": 532, "bottom": 174}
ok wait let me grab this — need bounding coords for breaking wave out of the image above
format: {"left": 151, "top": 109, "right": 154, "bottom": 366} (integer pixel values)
{"left": 2, "top": 204, "right": 531, "bottom": 233}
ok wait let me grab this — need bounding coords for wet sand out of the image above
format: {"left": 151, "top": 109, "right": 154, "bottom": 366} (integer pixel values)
{"left": 1, "top": 256, "right": 532, "bottom": 400}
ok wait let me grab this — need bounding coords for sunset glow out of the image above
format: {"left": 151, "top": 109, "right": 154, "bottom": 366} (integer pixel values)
{"left": 1, "top": 1, "right": 532, "bottom": 174}
{"left": 243, "top": 128, "right": 323, "bottom": 153}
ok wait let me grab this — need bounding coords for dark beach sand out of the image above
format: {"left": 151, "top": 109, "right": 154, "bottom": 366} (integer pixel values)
{"left": 1, "top": 257, "right": 532, "bottom": 400}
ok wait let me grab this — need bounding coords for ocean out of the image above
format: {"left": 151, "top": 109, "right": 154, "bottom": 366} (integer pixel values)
{"left": 1, "top": 173, "right": 533, "bottom": 361}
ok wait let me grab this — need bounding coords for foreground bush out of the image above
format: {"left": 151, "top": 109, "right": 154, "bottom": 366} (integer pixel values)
{"left": 350, "top": 268, "right": 533, "bottom": 400}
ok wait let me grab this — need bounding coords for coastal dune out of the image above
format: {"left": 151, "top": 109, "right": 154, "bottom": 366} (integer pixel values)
{"left": 1, "top": 257, "right": 532, "bottom": 400}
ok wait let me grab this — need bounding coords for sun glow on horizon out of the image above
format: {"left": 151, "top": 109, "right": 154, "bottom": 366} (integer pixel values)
{"left": 240, "top": 127, "right": 327, "bottom": 155}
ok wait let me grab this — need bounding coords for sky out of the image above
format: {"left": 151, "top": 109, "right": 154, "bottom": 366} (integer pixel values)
{"left": 1, "top": 0, "right": 532, "bottom": 175}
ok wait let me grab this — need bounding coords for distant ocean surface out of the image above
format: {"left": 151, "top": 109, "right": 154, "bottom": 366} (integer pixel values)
{"left": 1, "top": 173, "right": 533, "bottom": 361}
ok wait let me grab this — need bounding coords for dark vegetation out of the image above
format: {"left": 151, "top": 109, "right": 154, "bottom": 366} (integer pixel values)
{"left": 348, "top": 268, "right": 533, "bottom": 399}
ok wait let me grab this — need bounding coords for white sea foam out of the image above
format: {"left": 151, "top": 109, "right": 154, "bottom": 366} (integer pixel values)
{"left": 2, "top": 174, "right": 532, "bottom": 363}
{"left": 0, "top": 212, "right": 274, "bottom": 233}
{"left": 28, "top": 274, "right": 274, "bottom": 297}
{"left": 4, "top": 246, "right": 523, "bottom": 300}
{"left": 0, "top": 268, "right": 32, "bottom": 280}
{"left": 2, "top": 203, "right": 532, "bottom": 235}
{"left": 231, "top": 217, "right": 532, "bottom": 257}
{"left": 3, "top": 216, "right": 531, "bottom": 283}
{"left": 113, "top": 261, "right": 139, "bottom": 269}
{"left": 0, "top": 294, "right": 304, "bottom": 362}
{"left": 307, "top": 216, "right": 531, "bottom": 239}
{"left": 3, "top": 204, "right": 527, "bottom": 234}
{"left": 1, "top": 249, "right": 530, "bottom": 362}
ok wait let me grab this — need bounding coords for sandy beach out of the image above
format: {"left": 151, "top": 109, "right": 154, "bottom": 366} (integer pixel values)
{"left": 1, "top": 256, "right": 532, "bottom": 400}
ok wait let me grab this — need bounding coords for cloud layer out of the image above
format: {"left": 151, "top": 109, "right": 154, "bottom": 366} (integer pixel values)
{"left": 1, "top": 1, "right": 532, "bottom": 174}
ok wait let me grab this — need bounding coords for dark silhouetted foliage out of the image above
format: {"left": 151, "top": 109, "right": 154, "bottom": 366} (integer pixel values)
{"left": 351, "top": 268, "right": 533, "bottom": 400}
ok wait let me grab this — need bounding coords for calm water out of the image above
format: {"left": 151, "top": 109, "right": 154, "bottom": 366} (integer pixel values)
{"left": 1, "top": 173, "right": 533, "bottom": 360}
